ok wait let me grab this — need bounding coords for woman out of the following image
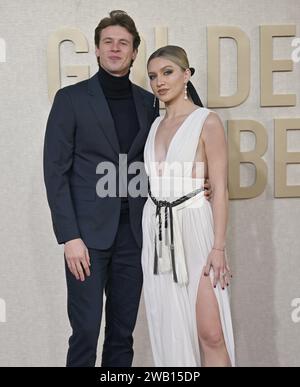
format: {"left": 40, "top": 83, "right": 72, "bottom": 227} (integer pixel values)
{"left": 142, "top": 45, "right": 235, "bottom": 367}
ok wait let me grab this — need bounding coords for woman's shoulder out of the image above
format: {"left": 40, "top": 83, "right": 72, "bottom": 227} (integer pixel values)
{"left": 193, "top": 106, "right": 220, "bottom": 126}
{"left": 194, "top": 106, "right": 215, "bottom": 118}
{"left": 202, "top": 108, "right": 222, "bottom": 124}
{"left": 201, "top": 109, "right": 225, "bottom": 140}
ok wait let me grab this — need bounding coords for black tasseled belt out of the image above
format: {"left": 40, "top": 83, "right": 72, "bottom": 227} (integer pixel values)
{"left": 148, "top": 186, "right": 204, "bottom": 283}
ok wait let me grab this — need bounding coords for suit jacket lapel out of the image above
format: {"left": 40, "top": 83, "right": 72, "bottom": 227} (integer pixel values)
{"left": 128, "top": 84, "right": 150, "bottom": 160}
{"left": 88, "top": 74, "right": 120, "bottom": 156}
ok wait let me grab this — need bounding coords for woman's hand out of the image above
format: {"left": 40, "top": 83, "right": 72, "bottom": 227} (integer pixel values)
{"left": 203, "top": 248, "right": 232, "bottom": 289}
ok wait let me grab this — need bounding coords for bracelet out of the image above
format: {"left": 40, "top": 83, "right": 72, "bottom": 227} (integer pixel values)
{"left": 212, "top": 247, "right": 226, "bottom": 252}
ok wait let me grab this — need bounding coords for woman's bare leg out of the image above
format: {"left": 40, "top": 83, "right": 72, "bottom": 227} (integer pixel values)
{"left": 196, "top": 270, "right": 231, "bottom": 367}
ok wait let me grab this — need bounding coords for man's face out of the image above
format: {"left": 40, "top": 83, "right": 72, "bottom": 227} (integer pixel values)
{"left": 95, "top": 25, "right": 137, "bottom": 77}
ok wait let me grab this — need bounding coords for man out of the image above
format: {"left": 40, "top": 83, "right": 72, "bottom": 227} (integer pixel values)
{"left": 44, "top": 10, "right": 211, "bottom": 367}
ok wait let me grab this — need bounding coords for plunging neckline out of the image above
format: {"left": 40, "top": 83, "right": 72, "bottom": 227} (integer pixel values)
{"left": 152, "top": 107, "right": 201, "bottom": 174}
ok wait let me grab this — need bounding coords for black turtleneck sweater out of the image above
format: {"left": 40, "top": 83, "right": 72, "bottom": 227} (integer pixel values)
{"left": 98, "top": 66, "right": 140, "bottom": 154}
{"left": 98, "top": 66, "right": 140, "bottom": 211}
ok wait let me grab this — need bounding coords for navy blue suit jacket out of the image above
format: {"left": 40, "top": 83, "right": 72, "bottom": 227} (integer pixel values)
{"left": 43, "top": 73, "right": 159, "bottom": 249}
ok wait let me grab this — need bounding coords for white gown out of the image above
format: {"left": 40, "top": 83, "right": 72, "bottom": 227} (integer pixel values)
{"left": 141, "top": 107, "right": 235, "bottom": 367}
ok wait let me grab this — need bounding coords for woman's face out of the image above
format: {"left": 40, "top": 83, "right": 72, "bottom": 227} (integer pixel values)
{"left": 147, "top": 57, "right": 190, "bottom": 104}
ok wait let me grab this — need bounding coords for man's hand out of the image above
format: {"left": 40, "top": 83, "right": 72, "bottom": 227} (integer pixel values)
{"left": 64, "top": 238, "right": 91, "bottom": 281}
{"left": 204, "top": 178, "right": 212, "bottom": 201}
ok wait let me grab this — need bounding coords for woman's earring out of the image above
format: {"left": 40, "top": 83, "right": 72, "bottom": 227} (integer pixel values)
{"left": 153, "top": 95, "right": 157, "bottom": 107}
{"left": 184, "top": 83, "right": 188, "bottom": 100}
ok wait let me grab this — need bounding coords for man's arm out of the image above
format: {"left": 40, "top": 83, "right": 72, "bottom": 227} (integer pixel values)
{"left": 43, "top": 89, "right": 91, "bottom": 281}
{"left": 43, "top": 88, "right": 80, "bottom": 244}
